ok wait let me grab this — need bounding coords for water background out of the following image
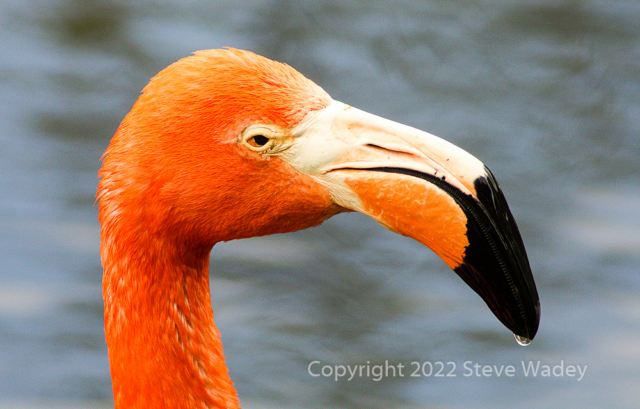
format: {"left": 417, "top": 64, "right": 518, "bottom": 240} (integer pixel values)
{"left": 1, "top": 0, "right": 639, "bottom": 408}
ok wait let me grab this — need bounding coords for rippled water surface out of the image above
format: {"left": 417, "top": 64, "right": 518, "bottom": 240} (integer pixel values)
{"left": 1, "top": 0, "right": 639, "bottom": 408}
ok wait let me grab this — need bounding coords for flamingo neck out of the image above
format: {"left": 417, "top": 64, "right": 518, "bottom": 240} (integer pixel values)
{"left": 102, "top": 239, "right": 239, "bottom": 409}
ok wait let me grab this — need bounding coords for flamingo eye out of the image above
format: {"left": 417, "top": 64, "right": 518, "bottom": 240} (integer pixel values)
{"left": 241, "top": 124, "right": 290, "bottom": 155}
{"left": 248, "top": 134, "right": 269, "bottom": 147}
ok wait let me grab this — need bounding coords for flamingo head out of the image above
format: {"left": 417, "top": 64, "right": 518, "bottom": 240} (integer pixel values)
{"left": 98, "top": 48, "right": 539, "bottom": 342}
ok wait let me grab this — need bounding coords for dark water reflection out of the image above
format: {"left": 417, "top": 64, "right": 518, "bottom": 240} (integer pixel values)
{"left": 1, "top": 0, "right": 639, "bottom": 408}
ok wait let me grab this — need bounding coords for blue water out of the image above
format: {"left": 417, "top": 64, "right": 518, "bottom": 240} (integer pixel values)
{"left": 1, "top": 0, "right": 639, "bottom": 408}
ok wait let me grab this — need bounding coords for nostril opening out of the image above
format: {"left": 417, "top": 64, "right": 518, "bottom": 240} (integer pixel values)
{"left": 365, "top": 143, "right": 387, "bottom": 150}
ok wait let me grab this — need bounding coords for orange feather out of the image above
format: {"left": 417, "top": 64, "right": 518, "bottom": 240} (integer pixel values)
{"left": 99, "top": 49, "right": 341, "bottom": 408}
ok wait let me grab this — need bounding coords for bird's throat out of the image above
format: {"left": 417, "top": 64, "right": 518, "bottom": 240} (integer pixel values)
{"left": 102, "top": 241, "right": 240, "bottom": 409}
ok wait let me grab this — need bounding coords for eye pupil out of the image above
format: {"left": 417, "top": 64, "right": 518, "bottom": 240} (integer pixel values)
{"left": 252, "top": 135, "right": 269, "bottom": 146}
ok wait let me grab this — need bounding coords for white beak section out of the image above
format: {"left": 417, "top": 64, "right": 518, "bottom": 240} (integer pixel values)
{"left": 287, "top": 100, "right": 487, "bottom": 212}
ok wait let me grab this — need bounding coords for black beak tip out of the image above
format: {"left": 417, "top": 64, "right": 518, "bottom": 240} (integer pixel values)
{"left": 471, "top": 167, "right": 541, "bottom": 345}
{"left": 451, "top": 167, "right": 541, "bottom": 345}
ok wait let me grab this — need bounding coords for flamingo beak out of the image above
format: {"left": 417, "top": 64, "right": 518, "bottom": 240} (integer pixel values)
{"left": 289, "top": 100, "right": 540, "bottom": 342}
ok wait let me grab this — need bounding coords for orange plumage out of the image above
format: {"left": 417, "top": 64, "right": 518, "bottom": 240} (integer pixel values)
{"left": 99, "top": 49, "right": 339, "bottom": 408}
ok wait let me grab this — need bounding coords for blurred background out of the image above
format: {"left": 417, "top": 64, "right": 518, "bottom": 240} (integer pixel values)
{"left": 1, "top": 0, "right": 639, "bottom": 408}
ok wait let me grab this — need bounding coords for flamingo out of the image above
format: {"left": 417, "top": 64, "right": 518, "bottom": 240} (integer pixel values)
{"left": 97, "top": 48, "right": 539, "bottom": 408}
